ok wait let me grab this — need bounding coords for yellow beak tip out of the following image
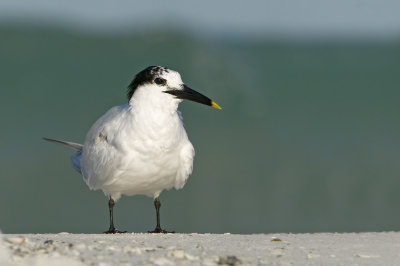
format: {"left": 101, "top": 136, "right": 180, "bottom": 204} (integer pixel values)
{"left": 211, "top": 101, "right": 222, "bottom": 110}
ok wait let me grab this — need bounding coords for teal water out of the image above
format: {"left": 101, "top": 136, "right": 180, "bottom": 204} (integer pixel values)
{"left": 1, "top": 26, "right": 400, "bottom": 233}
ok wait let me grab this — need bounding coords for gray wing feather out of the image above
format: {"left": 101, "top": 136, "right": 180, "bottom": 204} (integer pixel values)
{"left": 71, "top": 150, "right": 82, "bottom": 174}
{"left": 43, "top": 137, "right": 83, "bottom": 174}
{"left": 43, "top": 137, "right": 83, "bottom": 151}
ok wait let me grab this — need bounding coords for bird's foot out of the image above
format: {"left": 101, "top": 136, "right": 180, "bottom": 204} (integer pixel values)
{"left": 103, "top": 227, "right": 127, "bottom": 234}
{"left": 148, "top": 226, "right": 174, "bottom": 234}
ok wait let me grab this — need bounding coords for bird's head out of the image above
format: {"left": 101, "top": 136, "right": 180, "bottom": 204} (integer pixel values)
{"left": 127, "top": 66, "right": 221, "bottom": 110}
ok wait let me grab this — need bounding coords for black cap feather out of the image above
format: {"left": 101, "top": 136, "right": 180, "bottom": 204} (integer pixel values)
{"left": 127, "top": 66, "right": 170, "bottom": 100}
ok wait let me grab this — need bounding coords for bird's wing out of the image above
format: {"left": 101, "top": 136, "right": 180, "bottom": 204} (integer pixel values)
{"left": 81, "top": 104, "right": 131, "bottom": 189}
{"left": 43, "top": 137, "right": 83, "bottom": 174}
{"left": 43, "top": 137, "right": 83, "bottom": 151}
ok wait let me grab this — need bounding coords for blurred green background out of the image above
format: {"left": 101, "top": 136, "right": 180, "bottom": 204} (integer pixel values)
{"left": 1, "top": 1, "right": 400, "bottom": 234}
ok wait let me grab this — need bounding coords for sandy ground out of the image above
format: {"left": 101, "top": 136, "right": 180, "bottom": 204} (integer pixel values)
{"left": 1, "top": 232, "right": 400, "bottom": 265}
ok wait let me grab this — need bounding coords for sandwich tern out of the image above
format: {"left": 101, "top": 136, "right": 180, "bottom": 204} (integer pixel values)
{"left": 44, "top": 66, "right": 221, "bottom": 233}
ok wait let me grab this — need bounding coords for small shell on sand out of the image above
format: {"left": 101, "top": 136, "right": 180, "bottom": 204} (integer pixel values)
{"left": 5, "top": 236, "right": 26, "bottom": 245}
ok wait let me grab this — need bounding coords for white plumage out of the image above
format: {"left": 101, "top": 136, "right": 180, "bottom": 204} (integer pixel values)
{"left": 45, "top": 66, "right": 220, "bottom": 233}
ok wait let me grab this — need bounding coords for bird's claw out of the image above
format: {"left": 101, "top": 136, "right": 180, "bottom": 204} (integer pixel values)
{"left": 148, "top": 227, "right": 174, "bottom": 234}
{"left": 103, "top": 227, "right": 127, "bottom": 234}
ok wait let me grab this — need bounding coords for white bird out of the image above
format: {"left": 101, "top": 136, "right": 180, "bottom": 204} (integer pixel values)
{"left": 44, "top": 66, "right": 221, "bottom": 233}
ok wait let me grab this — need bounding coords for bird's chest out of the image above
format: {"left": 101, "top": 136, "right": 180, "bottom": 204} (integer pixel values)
{"left": 118, "top": 114, "right": 186, "bottom": 166}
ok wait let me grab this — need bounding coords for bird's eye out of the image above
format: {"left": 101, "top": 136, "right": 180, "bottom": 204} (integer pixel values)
{"left": 154, "top": 78, "right": 166, "bottom": 85}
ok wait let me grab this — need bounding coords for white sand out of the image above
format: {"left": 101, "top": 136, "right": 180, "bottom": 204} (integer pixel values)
{"left": 1, "top": 232, "right": 400, "bottom": 265}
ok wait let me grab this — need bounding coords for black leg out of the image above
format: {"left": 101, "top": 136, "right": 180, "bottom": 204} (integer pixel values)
{"left": 148, "top": 197, "right": 174, "bottom": 233}
{"left": 104, "top": 197, "right": 126, "bottom": 234}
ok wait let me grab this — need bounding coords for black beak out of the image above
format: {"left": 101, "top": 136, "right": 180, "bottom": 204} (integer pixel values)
{"left": 164, "top": 85, "right": 221, "bottom": 109}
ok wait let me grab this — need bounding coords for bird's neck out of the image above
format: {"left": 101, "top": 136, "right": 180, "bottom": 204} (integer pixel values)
{"left": 128, "top": 86, "right": 183, "bottom": 133}
{"left": 129, "top": 85, "right": 180, "bottom": 114}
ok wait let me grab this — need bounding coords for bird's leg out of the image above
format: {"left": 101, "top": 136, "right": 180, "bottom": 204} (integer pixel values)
{"left": 148, "top": 197, "right": 174, "bottom": 233}
{"left": 104, "top": 197, "right": 126, "bottom": 234}
{"left": 107, "top": 197, "right": 116, "bottom": 232}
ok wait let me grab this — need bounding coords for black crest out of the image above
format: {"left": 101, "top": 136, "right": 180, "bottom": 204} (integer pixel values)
{"left": 127, "top": 66, "right": 170, "bottom": 100}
